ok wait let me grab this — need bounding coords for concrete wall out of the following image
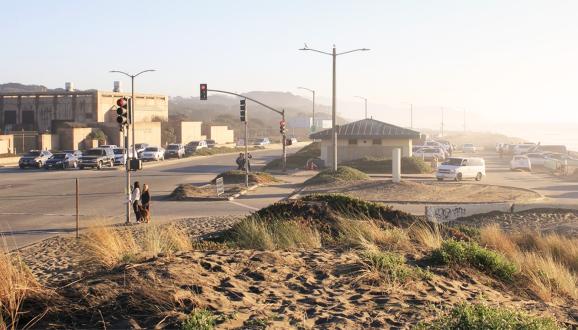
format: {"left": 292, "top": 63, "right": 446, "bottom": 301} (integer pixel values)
{"left": 134, "top": 122, "right": 162, "bottom": 147}
{"left": 209, "top": 126, "right": 234, "bottom": 144}
{"left": 56, "top": 127, "right": 93, "bottom": 150}
{"left": 0, "top": 134, "right": 14, "bottom": 154}
{"left": 38, "top": 133, "right": 59, "bottom": 151}
{"left": 97, "top": 92, "right": 168, "bottom": 124}
{"left": 320, "top": 138, "right": 412, "bottom": 164}
{"left": 179, "top": 121, "right": 203, "bottom": 144}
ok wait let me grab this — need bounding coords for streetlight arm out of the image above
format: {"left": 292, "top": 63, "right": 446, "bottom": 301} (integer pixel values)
{"left": 109, "top": 70, "right": 132, "bottom": 78}
{"left": 336, "top": 48, "right": 370, "bottom": 56}
{"left": 134, "top": 69, "right": 156, "bottom": 77}
{"left": 297, "top": 86, "right": 314, "bottom": 93}
{"left": 299, "top": 48, "right": 333, "bottom": 56}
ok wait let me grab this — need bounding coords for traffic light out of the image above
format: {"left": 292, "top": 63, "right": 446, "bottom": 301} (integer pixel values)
{"left": 200, "top": 84, "right": 207, "bottom": 100}
{"left": 116, "top": 97, "right": 129, "bottom": 129}
{"left": 280, "top": 120, "right": 287, "bottom": 134}
{"left": 240, "top": 99, "right": 246, "bottom": 122}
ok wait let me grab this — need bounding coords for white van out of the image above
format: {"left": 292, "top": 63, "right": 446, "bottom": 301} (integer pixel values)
{"left": 436, "top": 157, "right": 486, "bottom": 181}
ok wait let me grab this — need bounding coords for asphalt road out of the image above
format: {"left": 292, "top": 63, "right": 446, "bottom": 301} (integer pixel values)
{"left": 0, "top": 144, "right": 307, "bottom": 249}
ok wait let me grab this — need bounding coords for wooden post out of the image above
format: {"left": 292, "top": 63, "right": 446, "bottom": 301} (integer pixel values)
{"left": 75, "top": 178, "right": 79, "bottom": 239}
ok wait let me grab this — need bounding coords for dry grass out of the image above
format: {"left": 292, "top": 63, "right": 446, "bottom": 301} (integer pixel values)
{"left": 84, "top": 223, "right": 192, "bottom": 268}
{"left": 229, "top": 217, "right": 322, "bottom": 250}
{"left": 411, "top": 221, "right": 442, "bottom": 250}
{"left": 479, "top": 225, "right": 578, "bottom": 300}
{"left": 335, "top": 219, "right": 410, "bottom": 250}
{"left": 0, "top": 242, "right": 40, "bottom": 329}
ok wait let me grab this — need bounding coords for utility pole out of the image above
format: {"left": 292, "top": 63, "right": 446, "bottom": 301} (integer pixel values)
{"left": 282, "top": 110, "right": 287, "bottom": 171}
{"left": 355, "top": 96, "right": 368, "bottom": 119}
{"left": 300, "top": 44, "right": 370, "bottom": 171}
{"left": 297, "top": 87, "right": 315, "bottom": 132}
{"left": 410, "top": 103, "right": 413, "bottom": 129}
{"left": 463, "top": 108, "right": 466, "bottom": 132}
{"left": 441, "top": 107, "right": 445, "bottom": 137}
{"left": 110, "top": 69, "right": 155, "bottom": 223}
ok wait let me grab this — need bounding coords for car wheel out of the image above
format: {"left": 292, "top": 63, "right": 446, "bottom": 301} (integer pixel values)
{"left": 36, "top": 162, "right": 42, "bottom": 168}
{"left": 97, "top": 161, "right": 102, "bottom": 170}
{"left": 79, "top": 165, "right": 84, "bottom": 170}
{"left": 19, "top": 165, "right": 25, "bottom": 169}
{"left": 455, "top": 173, "right": 462, "bottom": 182}
{"left": 110, "top": 160, "right": 114, "bottom": 167}
{"left": 44, "top": 165, "right": 49, "bottom": 170}
{"left": 475, "top": 173, "right": 482, "bottom": 181}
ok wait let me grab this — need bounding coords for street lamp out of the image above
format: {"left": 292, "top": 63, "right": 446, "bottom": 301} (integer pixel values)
{"left": 109, "top": 69, "right": 155, "bottom": 223}
{"left": 299, "top": 44, "right": 369, "bottom": 171}
{"left": 401, "top": 102, "right": 413, "bottom": 129}
{"left": 297, "top": 86, "right": 316, "bottom": 132}
{"left": 354, "top": 96, "right": 368, "bottom": 119}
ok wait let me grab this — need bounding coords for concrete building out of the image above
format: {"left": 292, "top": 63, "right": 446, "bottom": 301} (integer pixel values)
{"left": 0, "top": 84, "right": 168, "bottom": 151}
{"left": 310, "top": 118, "right": 421, "bottom": 164}
{"left": 206, "top": 126, "right": 234, "bottom": 144}
{"left": 178, "top": 122, "right": 204, "bottom": 144}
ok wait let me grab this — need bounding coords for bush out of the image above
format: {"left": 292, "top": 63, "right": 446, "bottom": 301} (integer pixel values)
{"left": 304, "top": 166, "right": 369, "bottom": 185}
{"left": 360, "top": 250, "right": 413, "bottom": 284}
{"left": 431, "top": 240, "right": 518, "bottom": 281}
{"left": 342, "top": 156, "right": 432, "bottom": 174}
{"left": 417, "top": 302, "right": 559, "bottom": 330}
{"left": 182, "top": 308, "right": 216, "bottom": 330}
{"left": 263, "top": 142, "right": 320, "bottom": 170}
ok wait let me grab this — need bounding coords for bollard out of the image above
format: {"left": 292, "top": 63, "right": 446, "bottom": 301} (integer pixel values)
{"left": 392, "top": 148, "right": 401, "bottom": 183}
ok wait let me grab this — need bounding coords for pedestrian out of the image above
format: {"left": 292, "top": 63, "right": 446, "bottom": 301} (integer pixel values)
{"left": 246, "top": 153, "right": 253, "bottom": 172}
{"left": 141, "top": 184, "right": 151, "bottom": 223}
{"left": 236, "top": 153, "right": 245, "bottom": 170}
{"left": 130, "top": 181, "right": 141, "bottom": 223}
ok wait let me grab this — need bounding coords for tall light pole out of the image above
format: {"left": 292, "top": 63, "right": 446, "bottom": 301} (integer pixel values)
{"left": 354, "top": 96, "right": 368, "bottom": 119}
{"left": 109, "top": 69, "right": 155, "bottom": 223}
{"left": 441, "top": 107, "right": 445, "bottom": 137}
{"left": 299, "top": 44, "right": 369, "bottom": 171}
{"left": 297, "top": 87, "right": 316, "bottom": 132}
{"left": 463, "top": 108, "right": 466, "bottom": 132}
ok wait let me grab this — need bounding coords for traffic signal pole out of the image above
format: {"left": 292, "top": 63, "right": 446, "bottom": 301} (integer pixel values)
{"left": 124, "top": 126, "right": 131, "bottom": 223}
{"left": 282, "top": 110, "right": 287, "bottom": 172}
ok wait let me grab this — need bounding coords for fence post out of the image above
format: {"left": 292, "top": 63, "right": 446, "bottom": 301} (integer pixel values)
{"left": 75, "top": 178, "right": 79, "bottom": 239}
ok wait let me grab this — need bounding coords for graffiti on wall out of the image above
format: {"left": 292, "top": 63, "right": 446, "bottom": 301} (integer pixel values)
{"left": 426, "top": 206, "right": 467, "bottom": 222}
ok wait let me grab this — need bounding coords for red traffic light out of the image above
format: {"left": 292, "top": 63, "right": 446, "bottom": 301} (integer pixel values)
{"left": 116, "top": 97, "right": 127, "bottom": 107}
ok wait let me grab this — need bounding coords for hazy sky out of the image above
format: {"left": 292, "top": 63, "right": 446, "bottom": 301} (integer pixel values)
{"left": 3, "top": 0, "right": 578, "bottom": 127}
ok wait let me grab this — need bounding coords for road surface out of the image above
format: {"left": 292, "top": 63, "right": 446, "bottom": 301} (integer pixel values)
{"left": 0, "top": 144, "right": 308, "bottom": 249}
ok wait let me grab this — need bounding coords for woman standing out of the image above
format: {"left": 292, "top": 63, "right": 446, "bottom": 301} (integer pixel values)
{"left": 141, "top": 184, "right": 151, "bottom": 223}
{"left": 131, "top": 181, "right": 141, "bottom": 223}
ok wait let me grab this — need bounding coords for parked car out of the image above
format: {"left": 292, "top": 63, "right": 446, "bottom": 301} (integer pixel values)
{"left": 185, "top": 140, "right": 207, "bottom": 155}
{"left": 253, "top": 137, "right": 270, "bottom": 146}
{"left": 544, "top": 153, "right": 578, "bottom": 167}
{"left": 112, "top": 148, "right": 127, "bottom": 166}
{"left": 63, "top": 150, "right": 83, "bottom": 158}
{"left": 141, "top": 146, "right": 165, "bottom": 161}
{"left": 413, "top": 147, "right": 446, "bottom": 161}
{"left": 436, "top": 157, "right": 486, "bottom": 181}
{"left": 165, "top": 143, "right": 185, "bottom": 159}
{"left": 206, "top": 139, "right": 216, "bottom": 149}
{"left": 462, "top": 143, "right": 477, "bottom": 153}
{"left": 510, "top": 155, "right": 531, "bottom": 171}
{"left": 99, "top": 144, "right": 118, "bottom": 149}
{"left": 19, "top": 150, "right": 53, "bottom": 169}
{"left": 288, "top": 137, "right": 298, "bottom": 145}
{"left": 526, "top": 153, "right": 549, "bottom": 166}
{"left": 134, "top": 143, "right": 149, "bottom": 157}
{"left": 79, "top": 148, "right": 115, "bottom": 170}
{"left": 512, "top": 143, "right": 536, "bottom": 155}
{"left": 44, "top": 153, "right": 78, "bottom": 170}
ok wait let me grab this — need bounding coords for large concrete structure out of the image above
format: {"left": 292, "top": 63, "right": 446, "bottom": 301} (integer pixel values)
{"left": 310, "top": 118, "right": 421, "bottom": 165}
{"left": 178, "top": 122, "right": 204, "bottom": 144}
{"left": 0, "top": 87, "right": 168, "bottom": 151}
{"left": 207, "top": 126, "right": 234, "bottom": 144}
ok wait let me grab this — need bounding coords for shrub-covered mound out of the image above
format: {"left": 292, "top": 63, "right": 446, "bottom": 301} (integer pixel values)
{"left": 211, "top": 170, "right": 278, "bottom": 185}
{"left": 342, "top": 156, "right": 432, "bottom": 174}
{"left": 263, "top": 142, "right": 320, "bottom": 170}
{"left": 192, "top": 146, "right": 263, "bottom": 156}
{"left": 304, "top": 166, "right": 369, "bottom": 185}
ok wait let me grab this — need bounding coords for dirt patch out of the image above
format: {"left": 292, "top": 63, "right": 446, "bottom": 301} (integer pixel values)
{"left": 302, "top": 180, "right": 541, "bottom": 203}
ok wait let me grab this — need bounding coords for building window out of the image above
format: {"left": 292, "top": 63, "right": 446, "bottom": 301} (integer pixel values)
{"left": 348, "top": 139, "right": 357, "bottom": 145}
{"left": 372, "top": 139, "right": 382, "bottom": 145}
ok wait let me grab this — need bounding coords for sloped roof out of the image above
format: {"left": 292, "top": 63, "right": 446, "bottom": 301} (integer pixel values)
{"left": 310, "top": 118, "right": 421, "bottom": 140}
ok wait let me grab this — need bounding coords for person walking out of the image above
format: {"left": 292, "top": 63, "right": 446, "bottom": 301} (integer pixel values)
{"left": 130, "top": 181, "right": 141, "bottom": 223}
{"left": 236, "top": 153, "right": 245, "bottom": 170}
{"left": 141, "top": 184, "right": 151, "bottom": 223}
{"left": 246, "top": 153, "right": 253, "bottom": 172}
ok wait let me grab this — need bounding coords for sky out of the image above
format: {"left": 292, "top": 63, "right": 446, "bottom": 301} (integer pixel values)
{"left": 3, "top": 0, "right": 578, "bottom": 132}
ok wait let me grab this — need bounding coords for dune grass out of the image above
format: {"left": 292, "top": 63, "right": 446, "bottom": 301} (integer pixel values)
{"left": 0, "top": 243, "right": 40, "bottom": 330}
{"left": 342, "top": 156, "right": 433, "bottom": 174}
{"left": 418, "top": 302, "right": 559, "bottom": 330}
{"left": 411, "top": 221, "right": 443, "bottom": 250}
{"left": 84, "top": 224, "right": 192, "bottom": 268}
{"left": 303, "top": 166, "right": 369, "bottom": 186}
{"left": 181, "top": 308, "right": 216, "bottom": 330}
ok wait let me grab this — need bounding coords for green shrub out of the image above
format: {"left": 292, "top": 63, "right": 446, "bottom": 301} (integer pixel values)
{"left": 182, "top": 308, "right": 216, "bottom": 330}
{"left": 342, "top": 157, "right": 432, "bottom": 174}
{"left": 431, "top": 240, "right": 518, "bottom": 281}
{"left": 263, "top": 142, "right": 320, "bottom": 170}
{"left": 416, "top": 303, "right": 559, "bottom": 330}
{"left": 360, "top": 250, "right": 412, "bottom": 283}
{"left": 303, "top": 166, "right": 369, "bottom": 185}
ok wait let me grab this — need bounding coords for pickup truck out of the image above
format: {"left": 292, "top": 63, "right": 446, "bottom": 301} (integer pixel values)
{"left": 79, "top": 148, "right": 115, "bottom": 170}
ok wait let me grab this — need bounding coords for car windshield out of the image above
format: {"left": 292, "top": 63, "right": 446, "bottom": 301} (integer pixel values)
{"left": 113, "top": 149, "right": 124, "bottom": 154}
{"left": 135, "top": 144, "right": 146, "bottom": 149}
{"left": 52, "top": 154, "right": 66, "bottom": 159}
{"left": 145, "top": 147, "right": 158, "bottom": 152}
{"left": 443, "top": 158, "right": 464, "bottom": 166}
{"left": 24, "top": 151, "right": 40, "bottom": 157}
{"left": 188, "top": 142, "right": 200, "bottom": 146}
{"left": 85, "top": 149, "right": 103, "bottom": 156}
{"left": 167, "top": 145, "right": 180, "bottom": 150}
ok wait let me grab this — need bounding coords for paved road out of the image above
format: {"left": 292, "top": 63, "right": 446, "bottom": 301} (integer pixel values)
{"left": 0, "top": 144, "right": 308, "bottom": 249}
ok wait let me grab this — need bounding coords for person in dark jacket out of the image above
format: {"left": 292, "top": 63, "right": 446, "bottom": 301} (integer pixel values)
{"left": 141, "top": 184, "right": 151, "bottom": 223}
{"left": 236, "top": 153, "right": 245, "bottom": 170}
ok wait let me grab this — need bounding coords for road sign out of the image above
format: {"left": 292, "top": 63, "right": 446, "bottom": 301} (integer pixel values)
{"left": 216, "top": 177, "right": 224, "bottom": 196}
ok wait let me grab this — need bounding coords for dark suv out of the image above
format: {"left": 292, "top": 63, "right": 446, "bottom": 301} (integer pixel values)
{"left": 79, "top": 148, "right": 115, "bottom": 170}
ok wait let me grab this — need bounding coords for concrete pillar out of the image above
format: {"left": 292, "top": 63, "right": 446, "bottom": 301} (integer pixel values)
{"left": 392, "top": 148, "right": 401, "bottom": 183}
